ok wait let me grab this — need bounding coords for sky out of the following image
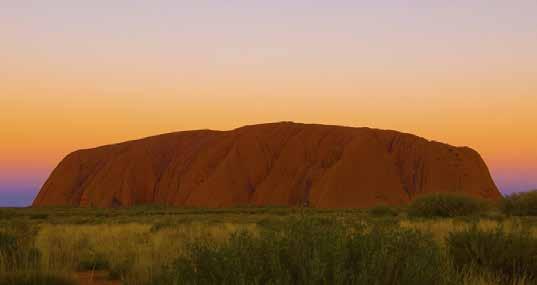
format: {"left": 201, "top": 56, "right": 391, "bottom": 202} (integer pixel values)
{"left": 1, "top": 1, "right": 536, "bottom": 207}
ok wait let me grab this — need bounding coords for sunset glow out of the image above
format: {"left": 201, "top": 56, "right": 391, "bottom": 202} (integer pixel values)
{"left": 1, "top": 1, "right": 536, "bottom": 206}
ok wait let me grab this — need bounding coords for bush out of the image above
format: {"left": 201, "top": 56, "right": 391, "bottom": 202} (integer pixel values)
{"left": 344, "top": 227, "right": 449, "bottom": 285}
{"left": 501, "top": 190, "right": 537, "bottom": 216}
{"left": 368, "top": 205, "right": 399, "bottom": 217}
{"left": 408, "top": 193, "right": 484, "bottom": 217}
{"left": 77, "top": 253, "right": 109, "bottom": 271}
{"left": 153, "top": 217, "right": 454, "bottom": 285}
{"left": 446, "top": 225, "right": 537, "bottom": 283}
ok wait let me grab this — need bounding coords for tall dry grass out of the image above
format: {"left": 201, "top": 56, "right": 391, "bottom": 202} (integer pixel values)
{"left": 2, "top": 206, "right": 537, "bottom": 285}
{"left": 399, "top": 218, "right": 537, "bottom": 244}
{"left": 34, "top": 222, "right": 257, "bottom": 284}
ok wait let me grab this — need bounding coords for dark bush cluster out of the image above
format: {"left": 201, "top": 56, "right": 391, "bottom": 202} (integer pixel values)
{"left": 153, "top": 217, "right": 454, "bottom": 285}
{"left": 368, "top": 205, "right": 399, "bottom": 217}
{"left": 501, "top": 190, "right": 537, "bottom": 216}
{"left": 446, "top": 225, "right": 537, "bottom": 283}
{"left": 408, "top": 193, "right": 485, "bottom": 218}
{"left": 77, "top": 252, "right": 109, "bottom": 271}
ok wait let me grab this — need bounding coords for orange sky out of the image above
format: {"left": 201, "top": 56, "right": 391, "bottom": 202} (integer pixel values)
{"left": 1, "top": 1, "right": 537, "bottom": 205}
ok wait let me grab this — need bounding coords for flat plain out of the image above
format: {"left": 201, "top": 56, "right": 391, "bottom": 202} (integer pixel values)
{"left": 1, "top": 200, "right": 537, "bottom": 285}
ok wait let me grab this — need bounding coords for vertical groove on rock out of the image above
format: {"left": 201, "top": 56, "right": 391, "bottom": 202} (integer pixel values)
{"left": 32, "top": 122, "right": 502, "bottom": 208}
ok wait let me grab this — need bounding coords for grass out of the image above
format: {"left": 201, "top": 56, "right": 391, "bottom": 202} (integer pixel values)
{"left": 155, "top": 219, "right": 451, "bottom": 284}
{"left": 33, "top": 222, "right": 257, "bottom": 284}
{"left": 0, "top": 206, "right": 536, "bottom": 284}
{"left": 0, "top": 271, "right": 76, "bottom": 285}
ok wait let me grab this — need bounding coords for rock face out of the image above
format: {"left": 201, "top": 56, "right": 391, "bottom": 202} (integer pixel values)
{"left": 33, "top": 122, "right": 501, "bottom": 208}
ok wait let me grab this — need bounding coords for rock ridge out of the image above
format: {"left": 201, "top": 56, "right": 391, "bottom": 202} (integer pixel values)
{"left": 33, "top": 122, "right": 501, "bottom": 208}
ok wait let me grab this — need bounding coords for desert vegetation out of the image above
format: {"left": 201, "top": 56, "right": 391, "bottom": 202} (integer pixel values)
{"left": 1, "top": 193, "right": 537, "bottom": 285}
{"left": 502, "top": 190, "right": 537, "bottom": 216}
{"left": 407, "top": 193, "right": 487, "bottom": 218}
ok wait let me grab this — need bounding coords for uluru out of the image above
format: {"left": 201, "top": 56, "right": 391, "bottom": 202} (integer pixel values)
{"left": 33, "top": 122, "right": 501, "bottom": 208}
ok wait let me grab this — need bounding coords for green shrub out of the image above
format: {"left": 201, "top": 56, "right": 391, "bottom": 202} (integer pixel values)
{"left": 408, "top": 193, "right": 484, "bottom": 217}
{"left": 153, "top": 217, "right": 454, "bottom": 285}
{"left": 368, "top": 205, "right": 399, "bottom": 217}
{"left": 345, "top": 227, "right": 451, "bottom": 284}
{"left": 501, "top": 190, "right": 537, "bottom": 216}
{"left": 446, "top": 225, "right": 537, "bottom": 283}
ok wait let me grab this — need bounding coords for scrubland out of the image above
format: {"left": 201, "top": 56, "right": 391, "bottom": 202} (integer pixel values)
{"left": 1, "top": 191, "right": 537, "bottom": 285}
